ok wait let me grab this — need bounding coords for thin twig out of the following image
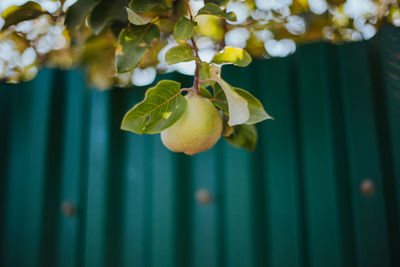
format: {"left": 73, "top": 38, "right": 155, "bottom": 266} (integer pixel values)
{"left": 184, "top": 0, "right": 193, "bottom": 19}
{"left": 199, "top": 79, "right": 215, "bottom": 83}
{"left": 184, "top": 0, "right": 200, "bottom": 93}
{"left": 191, "top": 37, "right": 200, "bottom": 92}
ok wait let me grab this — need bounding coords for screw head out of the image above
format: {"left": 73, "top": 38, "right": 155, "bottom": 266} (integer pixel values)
{"left": 195, "top": 189, "right": 213, "bottom": 205}
{"left": 360, "top": 179, "right": 375, "bottom": 197}
{"left": 61, "top": 201, "right": 77, "bottom": 217}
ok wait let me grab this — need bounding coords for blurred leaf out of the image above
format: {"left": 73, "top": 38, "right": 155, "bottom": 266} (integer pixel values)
{"left": 212, "top": 47, "right": 252, "bottom": 67}
{"left": 173, "top": 16, "right": 196, "bottom": 43}
{"left": 221, "top": 113, "right": 234, "bottom": 137}
{"left": 212, "top": 84, "right": 272, "bottom": 124}
{"left": 115, "top": 23, "right": 160, "bottom": 73}
{"left": 197, "top": 3, "right": 236, "bottom": 22}
{"left": 172, "top": 0, "right": 187, "bottom": 18}
{"left": 195, "top": 15, "right": 224, "bottom": 40}
{"left": 199, "top": 87, "right": 212, "bottom": 98}
{"left": 65, "top": 0, "right": 100, "bottom": 30}
{"left": 129, "top": 0, "right": 165, "bottom": 13}
{"left": 235, "top": 88, "right": 272, "bottom": 124}
{"left": 121, "top": 80, "right": 187, "bottom": 134}
{"left": 199, "top": 62, "right": 215, "bottom": 87}
{"left": 164, "top": 44, "right": 195, "bottom": 65}
{"left": 209, "top": 65, "right": 249, "bottom": 125}
{"left": 126, "top": 7, "right": 151, "bottom": 25}
{"left": 158, "top": 18, "right": 176, "bottom": 33}
{"left": 89, "top": 0, "right": 130, "bottom": 35}
{"left": 1, "top": 1, "right": 47, "bottom": 30}
{"left": 81, "top": 31, "right": 116, "bottom": 63}
{"left": 109, "top": 20, "right": 127, "bottom": 39}
{"left": 139, "top": 39, "right": 167, "bottom": 68}
{"left": 204, "top": 0, "right": 226, "bottom": 4}
{"left": 211, "top": 83, "right": 228, "bottom": 114}
{"left": 224, "top": 124, "right": 257, "bottom": 152}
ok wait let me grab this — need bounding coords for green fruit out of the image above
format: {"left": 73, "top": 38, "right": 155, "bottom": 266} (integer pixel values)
{"left": 161, "top": 93, "right": 223, "bottom": 155}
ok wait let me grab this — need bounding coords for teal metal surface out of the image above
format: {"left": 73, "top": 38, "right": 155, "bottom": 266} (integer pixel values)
{"left": 1, "top": 28, "right": 400, "bottom": 267}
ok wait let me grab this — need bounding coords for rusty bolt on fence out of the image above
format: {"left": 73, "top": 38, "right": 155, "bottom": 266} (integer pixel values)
{"left": 61, "top": 201, "right": 77, "bottom": 217}
{"left": 195, "top": 189, "right": 213, "bottom": 205}
{"left": 360, "top": 179, "right": 375, "bottom": 197}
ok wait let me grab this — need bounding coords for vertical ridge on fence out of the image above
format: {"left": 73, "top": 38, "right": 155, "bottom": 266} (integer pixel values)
{"left": 191, "top": 148, "right": 220, "bottom": 267}
{"left": 57, "top": 69, "right": 90, "bottom": 267}
{"left": 325, "top": 44, "right": 356, "bottom": 267}
{"left": 120, "top": 88, "right": 148, "bottom": 267}
{"left": 216, "top": 142, "right": 226, "bottom": 267}
{"left": 103, "top": 88, "right": 131, "bottom": 267}
{"left": 150, "top": 135, "right": 176, "bottom": 267}
{"left": 221, "top": 66, "right": 255, "bottom": 267}
{"left": 338, "top": 42, "right": 390, "bottom": 267}
{"left": 39, "top": 70, "right": 67, "bottom": 267}
{"left": 173, "top": 73, "right": 195, "bottom": 267}
{"left": 250, "top": 61, "right": 268, "bottom": 267}
{"left": 376, "top": 27, "right": 400, "bottom": 267}
{"left": 20, "top": 70, "right": 55, "bottom": 267}
{"left": 0, "top": 83, "right": 13, "bottom": 263}
{"left": 289, "top": 55, "right": 309, "bottom": 267}
{"left": 1, "top": 81, "right": 32, "bottom": 267}
{"left": 255, "top": 57, "right": 304, "bottom": 267}
{"left": 296, "top": 43, "right": 343, "bottom": 267}
{"left": 83, "top": 89, "right": 111, "bottom": 267}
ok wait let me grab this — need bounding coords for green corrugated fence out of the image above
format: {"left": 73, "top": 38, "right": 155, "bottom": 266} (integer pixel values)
{"left": 1, "top": 27, "right": 400, "bottom": 267}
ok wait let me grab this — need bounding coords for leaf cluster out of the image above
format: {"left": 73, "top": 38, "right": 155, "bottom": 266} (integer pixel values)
{"left": 1, "top": 0, "right": 399, "bottom": 86}
{"left": 1, "top": 0, "right": 400, "bottom": 151}
{"left": 117, "top": 0, "right": 273, "bottom": 151}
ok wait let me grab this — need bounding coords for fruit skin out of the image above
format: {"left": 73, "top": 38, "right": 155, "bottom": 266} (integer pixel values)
{"left": 161, "top": 93, "right": 223, "bottom": 155}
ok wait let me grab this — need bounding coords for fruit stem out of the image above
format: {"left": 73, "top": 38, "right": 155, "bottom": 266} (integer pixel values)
{"left": 185, "top": 0, "right": 200, "bottom": 94}
{"left": 185, "top": 0, "right": 193, "bottom": 20}
{"left": 199, "top": 79, "right": 215, "bottom": 83}
{"left": 191, "top": 37, "right": 200, "bottom": 93}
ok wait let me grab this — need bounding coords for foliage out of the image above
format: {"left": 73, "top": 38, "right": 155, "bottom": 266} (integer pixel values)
{"left": 1, "top": 0, "right": 399, "bottom": 152}
{"left": 121, "top": 80, "right": 187, "bottom": 134}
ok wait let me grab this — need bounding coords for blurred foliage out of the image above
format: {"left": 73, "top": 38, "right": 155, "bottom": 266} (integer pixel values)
{"left": 1, "top": 0, "right": 399, "bottom": 152}
{"left": 0, "top": 0, "right": 399, "bottom": 88}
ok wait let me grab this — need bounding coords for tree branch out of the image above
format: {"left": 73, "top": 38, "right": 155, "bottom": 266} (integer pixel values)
{"left": 191, "top": 36, "right": 200, "bottom": 92}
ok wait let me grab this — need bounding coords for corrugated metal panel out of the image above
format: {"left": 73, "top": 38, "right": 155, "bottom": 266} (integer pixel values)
{"left": 1, "top": 28, "right": 400, "bottom": 267}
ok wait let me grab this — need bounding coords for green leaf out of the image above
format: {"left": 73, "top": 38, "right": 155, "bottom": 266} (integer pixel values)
{"left": 224, "top": 124, "right": 257, "bottom": 152}
{"left": 235, "top": 88, "right": 272, "bottom": 124}
{"left": 1, "top": 1, "right": 47, "bottom": 30}
{"left": 211, "top": 83, "right": 228, "bottom": 114}
{"left": 221, "top": 113, "right": 234, "bottom": 137}
{"left": 89, "top": 0, "right": 130, "bottom": 35}
{"left": 209, "top": 65, "right": 249, "bottom": 125}
{"left": 212, "top": 47, "right": 252, "bottom": 67}
{"left": 199, "top": 62, "right": 215, "bottom": 88}
{"left": 196, "top": 3, "right": 237, "bottom": 22}
{"left": 65, "top": 0, "right": 100, "bottom": 30}
{"left": 121, "top": 80, "right": 187, "bottom": 134}
{"left": 89, "top": 0, "right": 129, "bottom": 35}
{"left": 173, "top": 16, "right": 196, "bottom": 43}
{"left": 212, "top": 84, "right": 272, "bottom": 124}
{"left": 129, "top": 0, "right": 165, "bottom": 13}
{"left": 126, "top": 7, "right": 151, "bottom": 25}
{"left": 116, "top": 23, "right": 160, "bottom": 73}
{"left": 199, "top": 87, "right": 212, "bottom": 98}
{"left": 205, "top": 0, "right": 225, "bottom": 4}
{"left": 165, "top": 45, "right": 196, "bottom": 65}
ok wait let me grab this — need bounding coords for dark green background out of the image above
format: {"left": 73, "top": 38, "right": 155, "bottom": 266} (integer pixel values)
{"left": 1, "top": 27, "right": 399, "bottom": 267}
